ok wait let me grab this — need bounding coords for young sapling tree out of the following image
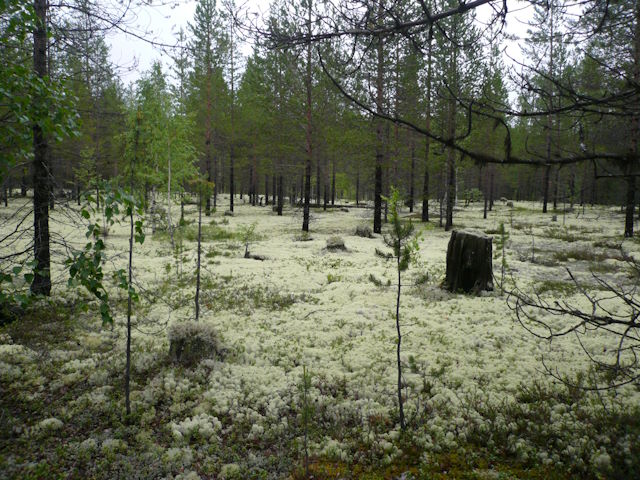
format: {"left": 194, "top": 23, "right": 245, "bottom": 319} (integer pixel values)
{"left": 378, "top": 187, "right": 420, "bottom": 430}
{"left": 66, "top": 181, "right": 145, "bottom": 417}
{"left": 299, "top": 365, "right": 314, "bottom": 478}
{"left": 194, "top": 177, "right": 214, "bottom": 321}
{"left": 239, "top": 222, "right": 258, "bottom": 258}
{"left": 494, "top": 222, "right": 509, "bottom": 294}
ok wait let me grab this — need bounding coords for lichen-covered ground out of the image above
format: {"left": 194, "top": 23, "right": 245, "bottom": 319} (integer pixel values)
{"left": 1, "top": 196, "right": 639, "bottom": 479}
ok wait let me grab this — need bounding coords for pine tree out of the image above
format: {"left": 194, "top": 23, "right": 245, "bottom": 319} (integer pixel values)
{"left": 188, "top": 0, "right": 228, "bottom": 215}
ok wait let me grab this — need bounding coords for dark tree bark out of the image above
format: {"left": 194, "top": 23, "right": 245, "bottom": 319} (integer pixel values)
{"left": 277, "top": 175, "right": 283, "bottom": 216}
{"left": 445, "top": 152, "right": 455, "bottom": 230}
{"left": 125, "top": 189, "right": 134, "bottom": 417}
{"left": 443, "top": 230, "right": 494, "bottom": 294}
{"left": 355, "top": 166, "right": 360, "bottom": 206}
{"left": 444, "top": 39, "right": 457, "bottom": 231}
{"left": 373, "top": 7, "right": 384, "bottom": 234}
{"left": 21, "top": 168, "right": 27, "bottom": 197}
{"left": 229, "top": 149, "right": 235, "bottom": 211}
{"left": 125, "top": 108, "right": 141, "bottom": 418}
{"left": 195, "top": 189, "right": 203, "bottom": 320}
{"left": 31, "top": 0, "right": 51, "bottom": 296}
{"left": 409, "top": 135, "right": 415, "bottom": 212}
{"left": 553, "top": 166, "right": 560, "bottom": 211}
{"left": 482, "top": 166, "right": 488, "bottom": 219}
{"left": 315, "top": 159, "right": 321, "bottom": 206}
{"left": 422, "top": 30, "right": 433, "bottom": 222}
{"left": 626, "top": 0, "right": 640, "bottom": 237}
{"left": 569, "top": 165, "right": 576, "bottom": 208}
{"left": 180, "top": 193, "right": 185, "bottom": 224}
{"left": 331, "top": 157, "right": 336, "bottom": 206}
{"left": 542, "top": 165, "right": 551, "bottom": 213}
{"left": 543, "top": 9, "right": 555, "bottom": 215}
{"left": 213, "top": 154, "right": 218, "bottom": 209}
{"left": 625, "top": 175, "right": 636, "bottom": 238}
{"left": 205, "top": 103, "right": 212, "bottom": 215}
{"left": 489, "top": 166, "right": 495, "bottom": 211}
{"left": 302, "top": 0, "right": 312, "bottom": 231}
{"left": 272, "top": 174, "right": 276, "bottom": 206}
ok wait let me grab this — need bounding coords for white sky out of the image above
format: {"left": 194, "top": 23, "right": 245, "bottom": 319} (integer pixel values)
{"left": 106, "top": 0, "right": 535, "bottom": 86}
{"left": 106, "top": 0, "right": 271, "bottom": 86}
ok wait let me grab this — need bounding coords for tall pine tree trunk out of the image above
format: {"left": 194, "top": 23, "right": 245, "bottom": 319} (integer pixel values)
{"left": 229, "top": 20, "right": 236, "bottom": 213}
{"left": 422, "top": 29, "right": 433, "bottom": 223}
{"left": 373, "top": 3, "right": 384, "bottom": 234}
{"left": 355, "top": 166, "right": 360, "bottom": 206}
{"left": 444, "top": 42, "right": 457, "bottom": 232}
{"left": 302, "top": 0, "right": 312, "bottom": 231}
{"left": 331, "top": 157, "right": 336, "bottom": 206}
{"left": 409, "top": 135, "right": 415, "bottom": 213}
{"left": 625, "top": 0, "right": 640, "bottom": 237}
{"left": 277, "top": 175, "right": 283, "bottom": 216}
{"left": 205, "top": 58, "right": 213, "bottom": 216}
{"left": 31, "top": 0, "right": 51, "bottom": 296}
{"left": 195, "top": 189, "right": 203, "bottom": 320}
{"left": 543, "top": 8, "right": 554, "bottom": 214}
{"left": 542, "top": 165, "right": 551, "bottom": 213}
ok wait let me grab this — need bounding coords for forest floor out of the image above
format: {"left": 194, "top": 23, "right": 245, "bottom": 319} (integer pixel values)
{"left": 1, "top": 195, "right": 640, "bottom": 479}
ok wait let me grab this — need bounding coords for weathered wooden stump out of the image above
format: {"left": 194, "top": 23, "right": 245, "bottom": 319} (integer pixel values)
{"left": 443, "top": 230, "right": 493, "bottom": 294}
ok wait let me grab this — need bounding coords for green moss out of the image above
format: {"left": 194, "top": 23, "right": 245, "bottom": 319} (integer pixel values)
{"left": 534, "top": 280, "right": 577, "bottom": 296}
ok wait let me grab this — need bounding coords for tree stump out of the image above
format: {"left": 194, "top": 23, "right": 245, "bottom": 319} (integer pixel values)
{"left": 443, "top": 230, "right": 493, "bottom": 294}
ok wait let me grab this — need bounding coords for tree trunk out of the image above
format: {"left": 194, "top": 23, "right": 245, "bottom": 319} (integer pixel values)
{"left": 625, "top": 175, "right": 636, "bottom": 238}
{"left": 489, "top": 167, "right": 495, "bottom": 211}
{"left": 421, "top": 29, "right": 433, "bottom": 222}
{"left": 31, "top": 0, "right": 51, "bottom": 296}
{"left": 626, "top": 0, "right": 640, "bottom": 237}
{"left": 272, "top": 174, "right": 276, "bottom": 206}
{"left": 167, "top": 137, "right": 175, "bottom": 251}
{"left": 443, "top": 230, "right": 494, "bottom": 294}
{"left": 482, "top": 166, "right": 488, "bottom": 219}
{"left": 205, "top": 55, "right": 213, "bottom": 216}
{"left": 395, "top": 255, "right": 405, "bottom": 430}
{"left": 355, "top": 166, "right": 360, "bottom": 206}
{"left": 21, "top": 168, "right": 27, "bottom": 197}
{"left": 569, "top": 165, "right": 576, "bottom": 208}
{"left": 180, "top": 192, "right": 185, "bottom": 225}
{"left": 409, "top": 135, "right": 415, "bottom": 213}
{"left": 323, "top": 155, "right": 328, "bottom": 211}
{"left": 445, "top": 150, "right": 455, "bottom": 231}
{"left": 213, "top": 153, "right": 218, "bottom": 209}
{"left": 195, "top": 190, "right": 203, "bottom": 320}
{"left": 373, "top": 0, "right": 384, "bottom": 234}
{"left": 125, "top": 195, "right": 134, "bottom": 417}
{"left": 553, "top": 166, "right": 560, "bottom": 211}
{"left": 438, "top": 172, "right": 444, "bottom": 228}
{"left": 277, "top": 175, "right": 283, "bottom": 216}
{"left": 444, "top": 39, "right": 457, "bottom": 231}
{"left": 542, "top": 165, "right": 551, "bottom": 213}
{"left": 331, "top": 157, "right": 336, "bottom": 206}
{"left": 303, "top": 2, "right": 313, "bottom": 231}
